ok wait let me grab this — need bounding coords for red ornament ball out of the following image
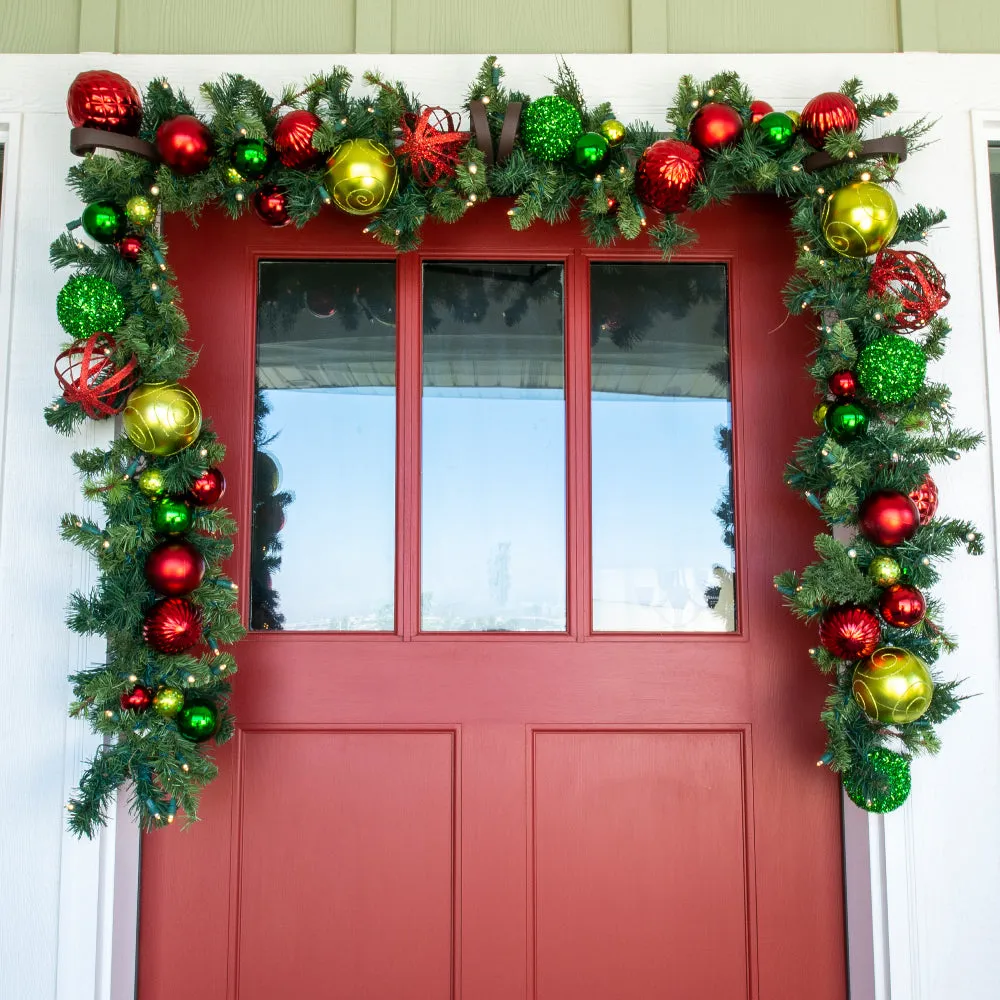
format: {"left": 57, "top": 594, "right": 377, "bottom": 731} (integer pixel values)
{"left": 120, "top": 685, "right": 153, "bottom": 712}
{"left": 749, "top": 100, "right": 774, "bottom": 125}
{"left": 634, "top": 139, "right": 703, "bottom": 213}
{"left": 858, "top": 490, "right": 920, "bottom": 547}
{"left": 255, "top": 497, "right": 286, "bottom": 535}
{"left": 155, "top": 115, "right": 214, "bottom": 175}
{"left": 689, "top": 103, "right": 744, "bottom": 152}
{"left": 116, "top": 235, "right": 143, "bottom": 262}
{"left": 868, "top": 249, "right": 950, "bottom": 333}
{"left": 143, "top": 597, "right": 203, "bottom": 654}
{"left": 55, "top": 333, "right": 139, "bottom": 420}
{"left": 188, "top": 467, "right": 226, "bottom": 506}
{"left": 67, "top": 70, "right": 142, "bottom": 136}
{"left": 305, "top": 286, "right": 338, "bottom": 318}
{"left": 144, "top": 540, "right": 206, "bottom": 597}
{"left": 253, "top": 184, "right": 291, "bottom": 227}
{"left": 799, "top": 92, "right": 859, "bottom": 148}
{"left": 879, "top": 584, "right": 926, "bottom": 629}
{"left": 273, "top": 109, "right": 324, "bottom": 170}
{"left": 819, "top": 605, "right": 882, "bottom": 660}
{"left": 908, "top": 474, "right": 939, "bottom": 525}
{"left": 828, "top": 370, "right": 858, "bottom": 397}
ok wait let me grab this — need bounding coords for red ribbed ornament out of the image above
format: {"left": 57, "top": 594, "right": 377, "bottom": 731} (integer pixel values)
{"left": 819, "top": 605, "right": 882, "bottom": 660}
{"left": 879, "top": 584, "right": 926, "bottom": 628}
{"left": 155, "top": 115, "right": 214, "bottom": 175}
{"left": 55, "top": 333, "right": 139, "bottom": 420}
{"left": 868, "top": 249, "right": 950, "bottom": 333}
{"left": 143, "top": 597, "right": 203, "bottom": 654}
{"left": 858, "top": 490, "right": 920, "bottom": 547}
{"left": 634, "top": 139, "right": 702, "bottom": 213}
{"left": 800, "top": 92, "right": 859, "bottom": 148}
{"left": 908, "top": 474, "right": 939, "bottom": 525}
{"left": 749, "top": 100, "right": 773, "bottom": 125}
{"left": 689, "top": 103, "right": 744, "bottom": 152}
{"left": 273, "top": 110, "right": 324, "bottom": 169}
{"left": 253, "top": 184, "right": 291, "bottom": 227}
{"left": 144, "top": 541, "right": 206, "bottom": 597}
{"left": 67, "top": 70, "right": 143, "bottom": 135}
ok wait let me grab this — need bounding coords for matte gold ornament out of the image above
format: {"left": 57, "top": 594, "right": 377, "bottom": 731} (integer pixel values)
{"left": 852, "top": 646, "right": 934, "bottom": 725}
{"left": 599, "top": 118, "right": 626, "bottom": 147}
{"left": 122, "top": 382, "right": 202, "bottom": 457}
{"left": 324, "top": 139, "right": 399, "bottom": 216}
{"left": 821, "top": 181, "right": 898, "bottom": 258}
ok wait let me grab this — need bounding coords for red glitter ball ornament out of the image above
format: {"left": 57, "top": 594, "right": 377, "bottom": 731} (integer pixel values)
{"left": 689, "top": 102, "right": 744, "bottom": 152}
{"left": 253, "top": 184, "right": 291, "bottom": 227}
{"left": 396, "top": 106, "right": 470, "bottom": 186}
{"left": 116, "top": 235, "right": 143, "bottom": 262}
{"left": 879, "top": 583, "right": 926, "bottom": 629}
{"left": 155, "top": 115, "right": 214, "bottom": 175}
{"left": 799, "top": 92, "right": 859, "bottom": 148}
{"left": 634, "top": 139, "right": 703, "bottom": 213}
{"left": 858, "top": 490, "right": 920, "bottom": 547}
{"left": 908, "top": 474, "right": 939, "bottom": 525}
{"left": 819, "top": 605, "right": 882, "bottom": 660}
{"left": 145, "top": 540, "right": 206, "bottom": 597}
{"left": 273, "top": 109, "right": 325, "bottom": 170}
{"left": 868, "top": 249, "right": 950, "bottom": 333}
{"left": 143, "top": 597, "right": 203, "bottom": 654}
{"left": 67, "top": 70, "right": 143, "bottom": 136}
{"left": 55, "top": 333, "right": 139, "bottom": 420}
{"left": 749, "top": 100, "right": 773, "bottom": 125}
{"left": 829, "top": 370, "right": 858, "bottom": 397}
{"left": 188, "top": 467, "right": 226, "bottom": 506}
{"left": 120, "top": 685, "right": 153, "bottom": 712}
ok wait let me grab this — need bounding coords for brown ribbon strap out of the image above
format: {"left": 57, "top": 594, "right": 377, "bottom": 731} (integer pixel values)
{"left": 70, "top": 127, "right": 159, "bottom": 162}
{"left": 469, "top": 100, "right": 522, "bottom": 166}
{"left": 802, "top": 135, "right": 908, "bottom": 173}
{"left": 469, "top": 100, "right": 494, "bottom": 166}
{"left": 496, "top": 102, "right": 522, "bottom": 163}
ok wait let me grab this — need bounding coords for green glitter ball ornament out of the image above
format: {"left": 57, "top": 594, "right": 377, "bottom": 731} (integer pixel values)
{"left": 151, "top": 497, "right": 193, "bottom": 534}
{"left": 176, "top": 698, "right": 219, "bottom": 742}
{"left": 868, "top": 555, "right": 902, "bottom": 587}
{"left": 82, "top": 200, "right": 126, "bottom": 244}
{"left": 231, "top": 137, "right": 271, "bottom": 180}
{"left": 56, "top": 274, "right": 126, "bottom": 339}
{"left": 824, "top": 400, "right": 869, "bottom": 443}
{"left": 152, "top": 686, "right": 184, "bottom": 718}
{"left": 136, "top": 468, "right": 167, "bottom": 497}
{"left": 856, "top": 335, "right": 927, "bottom": 404}
{"left": 521, "top": 95, "right": 583, "bottom": 162}
{"left": 843, "top": 747, "right": 911, "bottom": 813}
{"left": 225, "top": 166, "right": 245, "bottom": 186}
{"left": 573, "top": 131, "right": 609, "bottom": 172}
{"left": 125, "top": 195, "right": 156, "bottom": 228}
{"left": 756, "top": 111, "right": 796, "bottom": 154}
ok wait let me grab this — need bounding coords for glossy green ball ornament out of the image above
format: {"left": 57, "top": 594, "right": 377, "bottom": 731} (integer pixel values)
{"left": 856, "top": 335, "right": 927, "bottom": 404}
{"left": 521, "top": 95, "right": 583, "bottom": 162}
{"left": 151, "top": 497, "right": 193, "bottom": 534}
{"left": 176, "top": 698, "right": 219, "bottom": 742}
{"left": 599, "top": 118, "right": 626, "bottom": 147}
{"left": 573, "top": 131, "right": 609, "bottom": 172}
{"left": 824, "top": 400, "right": 869, "bottom": 443}
{"left": 136, "top": 468, "right": 167, "bottom": 497}
{"left": 82, "top": 200, "right": 126, "bottom": 244}
{"left": 152, "top": 686, "right": 184, "bottom": 718}
{"left": 868, "top": 555, "right": 902, "bottom": 587}
{"left": 125, "top": 195, "right": 156, "bottom": 228}
{"left": 821, "top": 181, "right": 898, "bottom": 258}
{"left": 843, "top": 748, "right": 911, "bottom": 813}
{"left": 56, "top": 274, "right": 126, "bottom": 338}
{"left": 231, "top": 138, "right": 271, "bottom": 180}
{"left": 756, "top": 111, "right": 796, "bottom": 154}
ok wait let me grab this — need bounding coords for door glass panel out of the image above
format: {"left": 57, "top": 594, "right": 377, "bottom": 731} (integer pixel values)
{"left": 590, "top": 263, "right": 735, "bottom": 632}
{"left": 252, "top": 261, "right": 396, "bottom": 631}
{"left": 421, "top": 262, "right": 566, "bottom": 631}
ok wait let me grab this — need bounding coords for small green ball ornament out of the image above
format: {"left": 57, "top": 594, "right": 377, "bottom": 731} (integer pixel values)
{"left": 599, "top": 118, "right": 626, "bottom": 147}
{"left": 152, "top": 686, "right": 184, "bottom": 718}
{"left": 824, "top": 400, "right": 869, "bottom": 443}
{"left": 856, "top": 335, "right": 927, "bottom": 404}
{"left": 82, "top": 200, "right": 126, "bottom": 244}
{"left": 868, "top": 555, "right": 902, "bottom": 587}
{"left": 756, "top": 111, "right": 796, "bottom": 154}
{"left": 573, "top": 131, "right": 610, "bottom": 172}
{"left": 125, "top": 195, "right": 156, "bottom": 228}
{"left": 176, "top": 698, "right": 219, "bottom": 742}
{"left": 230, "top": 138, "right": 271, "bottom": 180}
{"left": 136, "top": 468, "right": 167, "bottom": 497}
{"left": 521, "top": 95, "right": 583, "bottom": 162}
{"left": 151, "top": 497, "right": 193, "bottom": 534}
{"left": 843, "top": 748, "right": 911, "bottom": 813}
{"left": 56, "top": 274, "right": 126, "bottom": 339}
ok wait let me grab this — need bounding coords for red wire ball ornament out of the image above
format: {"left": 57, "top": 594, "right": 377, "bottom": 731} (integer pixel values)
{"left": 253, "top": 184, "right": 291, "bottom": 227}
{"left": 749, "top": 100, "right": 773, "bottom": 125}
{"left": 858, "top": 490, "right": 920, "bottom": 547}
{"left": 273, "top": 109, "right": 325, "bottom": 170}
{"left": 908, "top": 474, "right": 939, "bottom": 525}
{"left": 868, "top": 249, "right": 950, "bottom": 333}
{"left": 819, "top": 605, "right": 882, "bottom": 660}
{"left": 396, "top": 106, "right": 471, "bottom": 187}
{"left": 144, "top": 540, "right": 206, "bottom": 597}
{"left": 55, "top": 333, "right": 139, "bottom": 420}
{"left": 119, "top": 685, "right": 153, "bottom": 712}
{"left": 188, "top": 467, "right": 226, "bottom": 506}
{"left": 799, "top": 92, "right": 859, "bottom": 149}
{"left": 879, "top": 583, "right": 927, "bottom": 629}
{"left": 116, "top": 235, "right": 143, "bottom": 262}
{"left": 828, "top": 369, "right": 858, "bottom": 397}
{"left": 143, "top": 597, "right": 203, "bottom": 654}
{"left": 634, "top": 139, "right": 703, "bottom": 213}
{"left": 688, "top": 102, "right": 744, "bottom": 152}
{"left": 155, "top": 115, "right": 215, "bottom": 175}
{"left": 67, "top": 70, "right": 143, "bottom": 136}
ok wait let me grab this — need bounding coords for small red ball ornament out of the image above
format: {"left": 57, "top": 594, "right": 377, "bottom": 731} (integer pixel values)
{"left": 828, "top": 370, "right": 858, "bottom": 397}
{"left": 120, "top": 685, "right": 153, "bottom": 712}
{"left": 908, "top": 474, "right": 939, "bottom": 525}
{"left": 67, "top": 70, "right": 143, "bottom": 136}
{"left": 188, "top": 467, "right": 226, "bottom": 506}
{"left": 116, "top": 235, "right": 143, "bottom": 262}
{"left": 255, "top": 497, "right": 286, "bottom": 535}
{"left": 273, "top": 109, "right": 325, "bottom": 170}
{"left": 253, "top": 184, "right": 291, "bottom": 227}
{"left": 143, "top": 597, "right": 203, "bottom": 654}
{"left": 749, "top": 100, "right": 773, "bottom": 125}
{"left": 144, "top": 540, "right": 206, "bottom": 597}
{"left": 689, "top": 103, "right": 744, "bottom": 152}
{"left": 155, "top": 115, "right": 214, "bottom": 175}
{"left": 819, "top": 605, "right": 882, "bottom": 660}
{"left": 858, "top": 490, "right": 920, "bottom": 547}
{"left": 634, "top": 139, "right": 703, "bottom": 213}
{"left": 868, "top": 249, "right": 950, "bottom": 333}
{"left": 879, "top": 584, "right": 926, "bottom": 629}
{"left": 55, "top": 333, "right": 139, "bottom": 420}
{"left": 799, "top": 92, "right": 859, "bottom": 148}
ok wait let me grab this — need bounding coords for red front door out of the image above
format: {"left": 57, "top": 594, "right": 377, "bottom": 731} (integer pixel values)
{"left": 139, "top": 197, "right": 846, "bottom": 1000}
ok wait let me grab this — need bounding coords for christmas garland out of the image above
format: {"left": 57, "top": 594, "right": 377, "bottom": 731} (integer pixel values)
{"left": 52, "top": 57, "right": 982, "bottom": 836}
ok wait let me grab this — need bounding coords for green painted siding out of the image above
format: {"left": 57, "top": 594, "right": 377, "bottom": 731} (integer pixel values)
{"left": 0, "top": 0, "right": 81, "bottom": 53}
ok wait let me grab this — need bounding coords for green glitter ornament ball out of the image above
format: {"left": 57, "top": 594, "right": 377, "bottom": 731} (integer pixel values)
{"left": 231, "top": 138, "right": 271, "bottom": 180}
{"left": 843, "top": 747, "right": 912, "bottom": 813}
{"left": 125, "top": 195, "right": 156, "bottom": 228}
{"left": 756, "top": 111, "right": 796, "bottom": 154}
{"left": 573, "top": 131, "right": 609, "bottom": 172}
{"left": 151, "top": 497, "right": 193, "bottom": 534}
{"left": 176, "top": 698, "right": 219, "bottom": 743}
{"left": 136, "top": 468, "right": 167, "bottom": 497}
{"left": 152, "top": 686, "right": 184, "bottom": 718}
{"left": 824, "top": 400, "right": 869, "bottom": 443}
{"left": 521, "top": 95, "right": 583, "bottom": 162}
{"left": 856, "top": 335, "right": 927, "bottom": 404}
{"left": 868, "top": 555, "right": 902, "bottom": 587}
{"left": 56, "top": 274, "right": 127, "bottom": 339}
{"left": 82, "top": 200, "right": 126, "bottom": 244}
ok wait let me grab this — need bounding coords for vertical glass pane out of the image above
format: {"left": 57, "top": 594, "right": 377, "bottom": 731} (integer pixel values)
{"left": 590, "top": 263, "right": 735, "bottom": 632}
{"left": 990, "top": 144, "right": 1000, "bottom": 309}
{"left": 253, "top": 261, "right": 396, "bottom": 630}
{"left": 422, "top": 262, "right": 566, "bottom": 631}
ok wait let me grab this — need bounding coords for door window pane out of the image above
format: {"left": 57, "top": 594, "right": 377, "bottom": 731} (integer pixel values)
{"left": 421, "top": 262, "right": 566, "bottom": 631}
{"left": 253, "top": 261, "right": 396, "bottom": 630}
{"left": 590, "top": 263, "right": 735, "bottom": 632}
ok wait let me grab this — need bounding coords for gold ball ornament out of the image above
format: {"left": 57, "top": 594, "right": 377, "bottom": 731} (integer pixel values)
{"left": 125, "top": 194, "right": 156, "bottom": 228}
{"left": 852, "top": 646, "right": 934, "bottom": 725}
{"left": 136, "top": 467, "right": 167, "bottom": 497}
{"left": 786, "top": 110, "right": 801, "bottom": 128}
{"left": 821, "top": 182, "right": 899, "bottom": 259}
{"left": 599, "top": 119, "right": 626, "bottom": 147}
{"left": 122, "top": 382, "right": 203, "bottom": 457}
{"left": 813, "top": 402, "right": 830, "bottom": 426}
{"left": 224, "top": 166, "right": 245, "bottom": 186}
{"left": 324, "top": 139, "right": 399, "bottom": 216}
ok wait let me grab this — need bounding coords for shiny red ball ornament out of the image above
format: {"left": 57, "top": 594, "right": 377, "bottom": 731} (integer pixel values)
{"left": 188, "top": 467, "right": 226, "bottom": 506}
{"left": 155, "top": 115, "right": 214, "bottom": 175}
{"left": 54, "top": 333, "right": 139, "bottom": 420}
{"left": 634, "top": 139, "right": 703, "bottom": 213}
{"left": 828, "top": 370, "right": 858, "bottom": 397}
{"left": 67, "top": 70, "right": 143, "bottom": 136}
{"left": 908, "top": 474, "right": 939, "bottom": 525}
{"left": 120, "top": 685, "right": 153, "bottom": 712}
{"left": 143, "top": 597, "right": 203, "bottom": 654}
{"left": 253, "top": 184, "right": 291, "bottom": 227}
{"left": 689, "top": 103, "right": 744, "bottom": 152}
{"left": 799, "top": 92, "right": 859, "bottom": 148}
{"left": 819, "top": 605, "right": 882, "bottom": 660}
{"left": 116, "top": 235, "right": 143, "bottom": 262}
{"left": 868, "top": 249, "right": 950, "bottom": 333}
{"left": 749, "top": 100, "right": 774, "bottom": 125}
{"left": 273, "top": 109, "right": 325, "bottom": 170}
{"left": 858, "top": 490, "right": 920, "bottom": 547}
{"left": 144, "top": 540, "right": 206, "bottom": 597}
{"left": 879, "top": 583, "right": 926, "bottom": 629}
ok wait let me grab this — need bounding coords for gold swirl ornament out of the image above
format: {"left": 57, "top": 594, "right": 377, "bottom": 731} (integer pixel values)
{"left": 852, "top": 646, "right": 934, "bottom": 724}
{"left": 821, "top": 181, "right": 898, "bottom": 258}
{"left": 324, "top": 139, "right": 399, "bottom": 216}
{"left": 122, "top": 381, "right": 202, "bottom": 456}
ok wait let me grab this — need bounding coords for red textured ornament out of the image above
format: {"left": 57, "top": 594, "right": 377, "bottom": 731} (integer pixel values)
{"left": 253, "top": 184, "right": 291, "bottom": 227}
{"left": 908, "top": 474, "right": 939, "bottom": 525}
{"left": 799, "top": 92, "right": 859, "bottom": 148}
{"left": 829, "top": 370, "right": 858, "bottom": 397}
{"left": 143, "top": 597, "right": 203, "bottom": 654}
{"left": 273, "top": 110, "right": 325, "bottom": 170}
{"left": 396, "top": 106, "right": 470, "bottom": 186}
{"left": 868, "top": 249, "right": 950, "bottom": 333}
{"left": 144, "top": 540, "right": 206, "bottom": 597}
{"left": 689, "top": 103, "right": 744, "bottom": 151}
{"left": 67, "top": 70, "right": 143, "bottom": 136}
{"left": 634, "top": 139, "right": 703, "bottom": 213}
{"left": 120, "top": 685, "right": 153, "bottom": 712}
{"left": 879, "top": 583, "right": 926, "bottom": 629}
{"left": 188, "top": 467, "right": 226, "bottom": 506}
{"left": 55, "top": 333, "right": 139, "bottom": 420}
{"left": 116, "top": 235, "right": 143, "bottom": 262}
{"left": 819, "top": 605, "right": 882, "bottom": 660}
{"left": 858, "top": 490, "right": 920, "bottom": 547}
{"left": 749, "top": 100, "right": 774, "bottom": 125}
{"left": 155, "top": 115, "right": 214, "bottom": 175}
